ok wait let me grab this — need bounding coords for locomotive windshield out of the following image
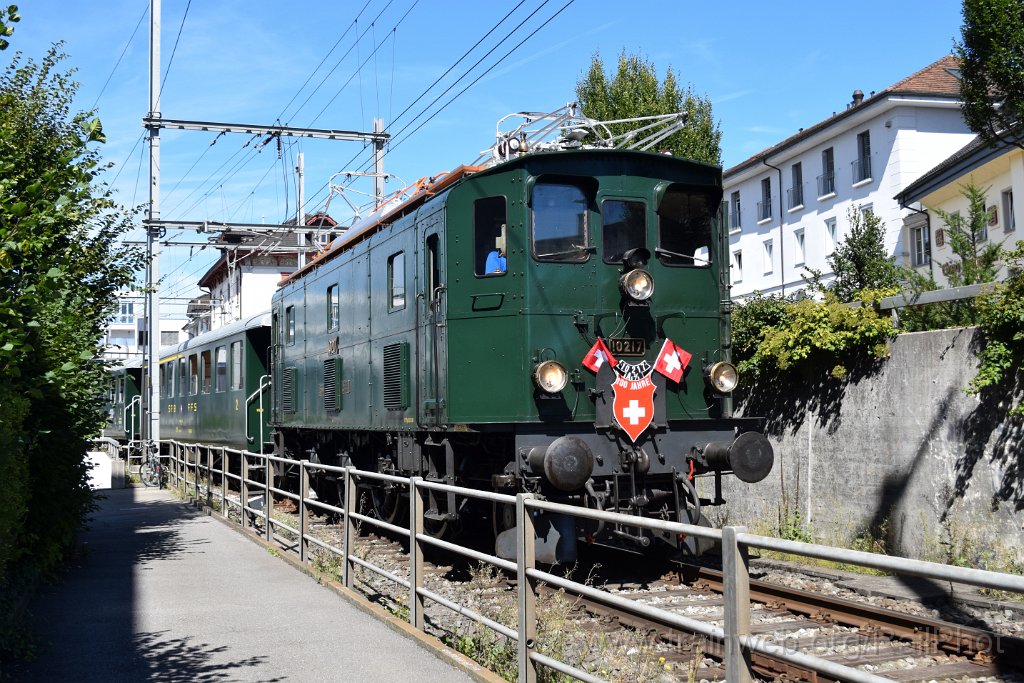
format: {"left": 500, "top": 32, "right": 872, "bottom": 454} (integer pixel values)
{"left": 656, "top": 185, "right": 715, "bottom": 267}
{"left": 602, "top": 199, "right": 647, "bottom": 264}
{"left": 531, "top": 182, "right": 589, "bottom": 262}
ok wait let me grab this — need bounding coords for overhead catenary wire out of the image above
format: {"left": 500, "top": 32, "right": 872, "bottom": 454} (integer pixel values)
{"left": 92, "top": 1, "right": 149, "bottom": 111}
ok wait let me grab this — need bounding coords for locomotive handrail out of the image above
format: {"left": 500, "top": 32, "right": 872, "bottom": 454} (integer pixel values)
{"left": 161, "top": 440, "right": 1023, "bottom": 683}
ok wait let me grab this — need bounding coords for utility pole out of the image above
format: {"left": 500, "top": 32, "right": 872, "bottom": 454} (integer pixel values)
{"left": 296, "top": 152, "right": 305, "bottom": 268}
{"left": 144, "top": 0, "right": 161, "bottom": 449}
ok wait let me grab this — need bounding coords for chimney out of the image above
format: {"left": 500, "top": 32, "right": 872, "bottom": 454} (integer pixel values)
{"left": 852, "top": 89, "right": 864, "bottom": 107}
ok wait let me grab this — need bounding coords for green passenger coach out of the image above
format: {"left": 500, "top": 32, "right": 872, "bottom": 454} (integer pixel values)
{"left": 271, "top": 144, "right": 773, "bottom": 556}
{"left": 159, "top": 312, "right": 273, "bottom": 452}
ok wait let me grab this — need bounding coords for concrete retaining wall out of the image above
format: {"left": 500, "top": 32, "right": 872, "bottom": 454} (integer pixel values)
{"left": 713, "top": 327, "right": 1023, "bottom": 563}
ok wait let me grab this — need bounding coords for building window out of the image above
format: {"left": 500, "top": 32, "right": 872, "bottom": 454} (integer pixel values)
{"left": 788, "top": 163, "right": 803, "bottom": 209}
{"left": 327, "top": 284, "right": 340, "bottom": 331}
{"left": 117, "top": 302, "right": 135, "bottom": 325}
{"left": 286, "top": 305, "right": 296, "bottom": 346}
{"left": 730, "top": 191, "right": 741, "bottom": 230}
{"left": 825, "top": 217, "right": 837, "bottom": 254}
{"left": 388, "top": 252, "right": 406, "bottom": 310}
{"left": 860, "top": 203, "right": 874, "bottom": 222}
{"left": 758, "top": 177, "right": 772, "bottom": 221}
{"left": 1003, "top": 189, "right": 1016, "bottom": 233}
{"left": 853, "top": 130, "right": 871, "bottom": 183}
{"left": 215, "top": 346, "right": 227, "bottom": 393}
{"left": 911, "top": 224, "right": 930, "bottom": 266}
{"left": 763, "top": 240, "right": 773, "bottom": 273}
{"left": 818, "top": 147, "right": 835, "bottom": 197}
{"left": 732, "top": 250, "right": 743, "bottom": 282}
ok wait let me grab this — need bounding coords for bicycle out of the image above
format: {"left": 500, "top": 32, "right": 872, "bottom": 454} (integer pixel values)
{"left": 139, "top": 442, "right": 163, "bottom": 487}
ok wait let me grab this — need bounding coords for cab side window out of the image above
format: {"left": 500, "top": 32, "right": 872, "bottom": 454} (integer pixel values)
{"left": 474, "top": 196, "right": 507, "bottom": 276}
{"left": 657, "top": 185, "right": 714, "bottom": 267}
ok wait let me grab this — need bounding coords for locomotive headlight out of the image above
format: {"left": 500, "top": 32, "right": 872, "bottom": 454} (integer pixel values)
{"left": 620, "top": 269, "right": 654, "bottom": 301}
{"left": 706, "top": 361, "right": 739, "bottom": 393}
{"left": 534, "top": 360, "right": 568, "bottom": 393}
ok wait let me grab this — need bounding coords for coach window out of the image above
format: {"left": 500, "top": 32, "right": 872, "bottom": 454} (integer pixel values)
{"left": 230, "top": 340, "right": 243, "bottom": 390}
{"left": 388, "top": 251, "right": 405, "bottom": 310}
{"left": 159, "top": 365, "right": 166, "bottom": 399}
{"left": 327, "top": 284, "right": 340, "bottom": 331}
{"left": 532, "top": 181, "right": 590, "bottom": 262}
{"left": 286, "top": 306, "right": 296, "bottom": 345}
{"left": 656, "top": 185, "right": 714, "bottom": 267}
{"left": 474, "top": 196, "right": 508, "bottom": 276}
{"left": 602, "top": 199, "right": 647, "bottom": 264}
{"left": 215, "top": 346, "right": 227, "bottom": 392}
{"left": 201, "top": 350, "right": 213, "bottom": 394}
{"left": 189, "top": 354, "right": 199, "bottom": 395}
{"left": 178, "top": 358, "right": 187, "bottom": 398}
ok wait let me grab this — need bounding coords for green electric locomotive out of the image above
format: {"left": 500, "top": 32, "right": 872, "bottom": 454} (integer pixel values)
{"left": 272, "top": 118, "right": 772, "bottom": 555}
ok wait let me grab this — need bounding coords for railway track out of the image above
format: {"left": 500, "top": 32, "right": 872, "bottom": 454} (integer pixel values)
{"left": 201, "top": 483, "right": 1023, "bottom": 682}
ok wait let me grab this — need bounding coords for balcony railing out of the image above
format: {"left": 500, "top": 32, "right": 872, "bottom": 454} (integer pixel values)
{"left": 787, "top": 186, "right": 804, "bottom": 209}
{"left": 852, "top": 157, "right": 872, "bottom": 183}
{"left": 757, "top": 198, "right": 772, "bottom": 221}
{"left": 817, "top": 172, "right": 835, "bottom": 197}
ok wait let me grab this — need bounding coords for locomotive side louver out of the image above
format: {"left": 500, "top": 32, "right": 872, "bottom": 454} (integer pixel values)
{"left": 383, "top": 342, "right": 409, "bottom": 410}
{"left": 282, "top": 367, "right": 296, "bottom": 413}
{"left": 324, "top": 358, "right": 342, "bottom": 412}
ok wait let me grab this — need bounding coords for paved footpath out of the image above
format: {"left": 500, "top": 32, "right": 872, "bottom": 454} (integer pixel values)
{"left": 14, "top": 486, "right": 481, "bottom": 682}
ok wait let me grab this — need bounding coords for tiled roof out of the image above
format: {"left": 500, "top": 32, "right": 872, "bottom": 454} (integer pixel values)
{"left": 725, "top": 56, "right": 962, "bottom": 178}
{"left": 887, "top": 55, "right": 961, "bottom": 97}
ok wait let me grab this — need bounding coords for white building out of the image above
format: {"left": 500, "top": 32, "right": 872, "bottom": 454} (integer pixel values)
{"left": 896, "top": 136, "right": 1024, "bottom": 286}
{"left": 723, "top": 56, "right": 975, "bottom": 298}
{"left": 188, "top": 213, "right": 338, "bottom": 334}
{"left": 102, "top": 292, "right": 185, "bottom": 361}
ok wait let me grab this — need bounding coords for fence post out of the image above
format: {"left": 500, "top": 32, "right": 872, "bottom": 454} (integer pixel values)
{"left": 408, "top": 476, "right": 425, "bottom": 630}
{"left": 206, "top": 446, "right": 213, "bottom": 508}
{"left": 264, "top": 454, "right": 273, "bottom": 543}
{"left": 516, "top": 493, "right": 537, "bottom": 683}
{"left": 342, "top": 466, "right": 357, "bottom": 589}
{"left": 299, "top": 460, "right": 309, "bottom": 564}
{"left": 723, "top": 525, "right": 752, "bottom": 683}
{"left": 220, "top": 447, "right": 227, "bottom": 518}
{"left": 241, "top": 454, "right": 250, "bottom": 531}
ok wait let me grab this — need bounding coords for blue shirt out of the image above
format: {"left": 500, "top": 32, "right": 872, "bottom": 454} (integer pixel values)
{"left": 485, "top": 250, "right": 506, "bottom": 273}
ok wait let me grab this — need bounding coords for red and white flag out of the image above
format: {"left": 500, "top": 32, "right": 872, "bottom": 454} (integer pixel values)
{"left": 582, "top": 338, "right": 617, "bottom": 373}
{"left": 654, "top": 338, "right": 691, "bottom": 383}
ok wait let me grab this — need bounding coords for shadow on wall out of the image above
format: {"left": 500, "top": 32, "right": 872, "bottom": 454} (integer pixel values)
{"left": 952, "top": 330, "right": 1024, "bottom": 514}
{"left": 736, "top": 352, "right": 887, "bottom": 439}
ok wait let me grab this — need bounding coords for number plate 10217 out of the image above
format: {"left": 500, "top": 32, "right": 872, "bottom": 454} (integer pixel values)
{"left": 608, "top": 337, "right": 645, "bottom": 356}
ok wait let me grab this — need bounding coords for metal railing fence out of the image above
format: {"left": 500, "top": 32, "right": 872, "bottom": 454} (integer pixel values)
{"left": 162, "top": 440, "right": 1024, "bottom": 683}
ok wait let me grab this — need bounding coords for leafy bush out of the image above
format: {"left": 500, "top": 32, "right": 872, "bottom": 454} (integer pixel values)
{"left": 732, "top": 290, "right": 895, "bottom": 381}
{"left": 968, "top": 242, "right": 1024, "bottom": 410}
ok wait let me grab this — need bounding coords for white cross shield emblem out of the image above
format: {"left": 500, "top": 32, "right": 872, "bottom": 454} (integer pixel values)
{"left": 611, "top": 370, "right": 656, "bottom": 443}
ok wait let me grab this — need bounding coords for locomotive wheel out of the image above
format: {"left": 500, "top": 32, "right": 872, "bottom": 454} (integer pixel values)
{"left": 370, "top": 481, "right": 406, "bottom": 525}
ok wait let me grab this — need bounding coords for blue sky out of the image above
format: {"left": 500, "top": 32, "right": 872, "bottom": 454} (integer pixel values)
{"left": 10, "top": 0, "right": 965, "bottom": 314}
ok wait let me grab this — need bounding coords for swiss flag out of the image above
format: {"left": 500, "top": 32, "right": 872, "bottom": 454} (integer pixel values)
{"left": 582, "top": 338, "right": 617, "bottom": 373}
{"left": 654, "top": 338, "right": 691, "bottom": 383}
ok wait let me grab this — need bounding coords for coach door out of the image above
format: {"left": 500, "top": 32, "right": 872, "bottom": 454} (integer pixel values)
{"left": 418, "top": 230, "right": 447, "bottom": 427}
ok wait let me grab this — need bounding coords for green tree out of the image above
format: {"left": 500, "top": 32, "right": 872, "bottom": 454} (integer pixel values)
{"left": 956, "top": 0, "right": 1024, "bottom": 149}
{"left": 969, "top": 241, "right": 1024, "bottom": 411}
{"left": 0, "top": 42, "right": 143, "bottom": 657}
{"left": 575, "top": 51, "right": 722, "bottom": 165}
{"left": 934, "top": 182, "right": 1003, "bottom": 287}
{"left": 811, "top": 207, "right": 901, "bottom": 303}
